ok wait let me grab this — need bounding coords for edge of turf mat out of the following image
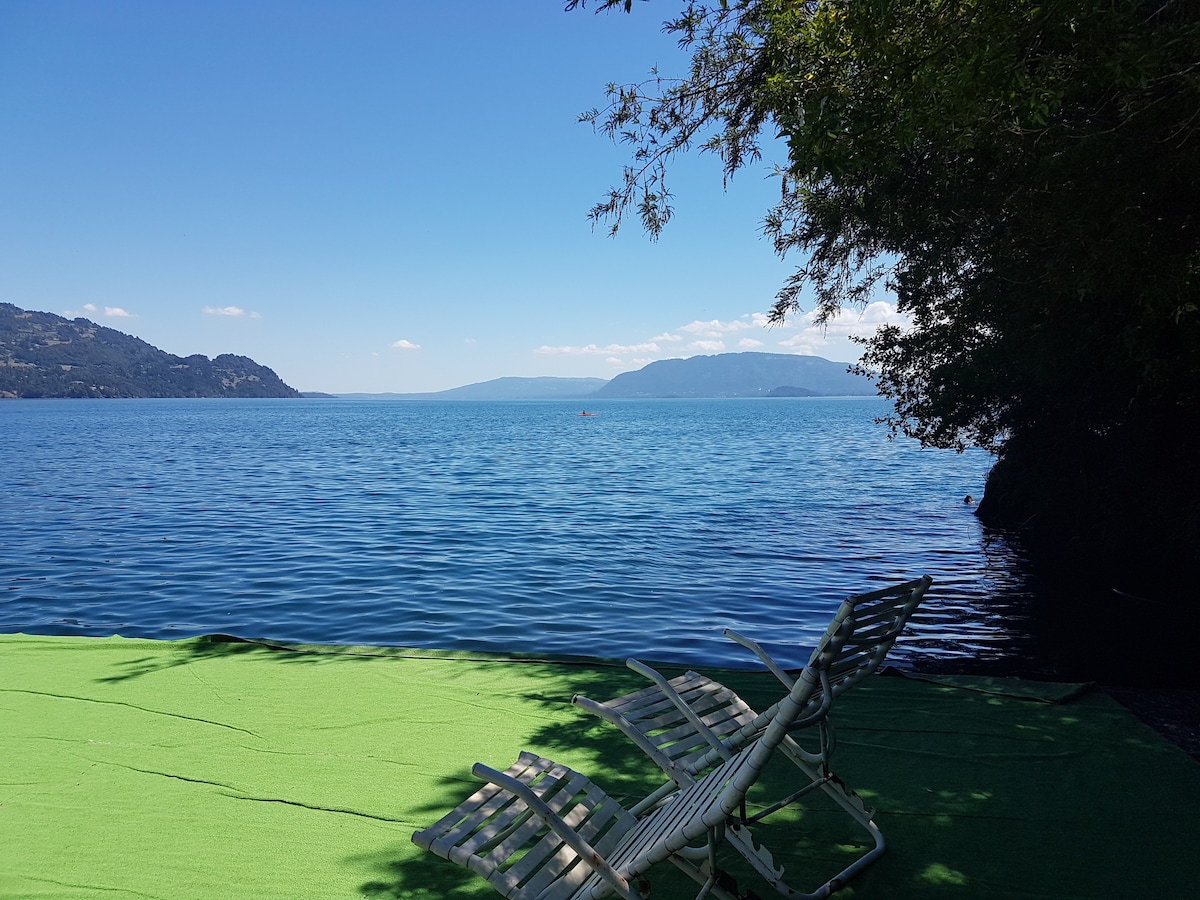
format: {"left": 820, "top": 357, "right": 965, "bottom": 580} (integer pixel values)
{"left": 886, "top": 668, "right": 1096, "bottom": 703}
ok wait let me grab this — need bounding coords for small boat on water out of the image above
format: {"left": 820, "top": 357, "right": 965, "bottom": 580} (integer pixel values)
{"left": 578, "top": 410, "right": 599, "bottom": 417}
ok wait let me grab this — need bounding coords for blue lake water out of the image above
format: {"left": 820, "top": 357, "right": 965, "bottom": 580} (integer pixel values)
{"left": 1, "top": 397, "right": 1035, "bottom": 670}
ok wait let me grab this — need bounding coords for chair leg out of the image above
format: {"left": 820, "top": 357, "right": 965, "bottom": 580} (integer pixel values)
{"left": 665, "top": 851, "right": 749, "bottom": 900}
{"left": 724, "top": 815, "right": 882, "bottom": 899}
{"left": 721, "top": 821, "right": 834, "bottom": 900}
{"left": 720, "top": 745, "right": 886, "bottom": 898}
{"left": 779, "top": 741, "right": 885, "bottom": 854}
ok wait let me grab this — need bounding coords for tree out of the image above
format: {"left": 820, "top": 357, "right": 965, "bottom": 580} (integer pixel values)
{"left": 569, "top": 0, "right": 1200, "bottom": 597}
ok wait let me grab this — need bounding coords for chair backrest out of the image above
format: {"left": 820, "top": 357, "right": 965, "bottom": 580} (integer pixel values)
{"left": 728, "top": 603, "right": 860, "bottom": 795}
{"left": 814, "top": 575, "right": 933, "bottom": 697}
{"left": 691, "top": 576, "right": 932, "bottom": 777}
{"left": 620, "top": 616, "right": 863, "bottom": 877}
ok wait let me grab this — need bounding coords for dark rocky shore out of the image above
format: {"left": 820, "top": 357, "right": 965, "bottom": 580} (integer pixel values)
{"left": 1104, "top": 689, "right": 1200, "bottom": 760}
{"left": 906, "top": 653, "right": 1200, "bottom": 761}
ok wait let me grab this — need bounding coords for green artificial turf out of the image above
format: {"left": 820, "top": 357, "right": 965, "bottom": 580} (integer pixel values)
{"left": 1, "top": 633, "right": 1196, "bottom": 899}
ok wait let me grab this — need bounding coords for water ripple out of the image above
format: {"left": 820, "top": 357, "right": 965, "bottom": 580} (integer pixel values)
{"left": 1, "top": 397, "right": 1035, "bottom": 670}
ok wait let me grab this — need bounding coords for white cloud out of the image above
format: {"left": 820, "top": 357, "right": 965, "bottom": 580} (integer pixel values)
{"left": 776, "top": 331, "right": 828, "bottom": 355}
{"left": 679, "top": 317, "right": 757, "bottom": 337}
{"left": 537, "top": 303, "right": 906, "bottom": 372}
{"left": 537, "top": 315, "right": 759, "bottom": 368}
{"left": 203, "top": 305, "right": 260, "bottom": 318}
{"left": 63, "top": 303, "right": 139, "bottom": 321}
{"left": 830, "top": 300, "right": 905, "bottom": 333}
{"left": 391, "top": 339, "right": 421, "bottom": 351}
{"left": 775, "top": 301, "right": 909, "bottom": 357}
{"left": 623, "top": 356, "right": 661, "bottom": 369}
{"left": 535, "top": 341, "right": 662, "bottom": 356}
{"left": 788, "top": 301, "right": 907, "bottom": 339}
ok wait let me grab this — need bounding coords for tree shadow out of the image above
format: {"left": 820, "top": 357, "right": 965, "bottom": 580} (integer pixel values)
{"left": 93, "top": 632, "right": 702, "bottom": 685}
{"left": 92, "top": 633, "right": 544, "bottom": 683}
{"left": 93, "top": 633, "right": 289, "bottom": 682}
{"left": 350, "top": 839, "right": 492, "bottom": 899}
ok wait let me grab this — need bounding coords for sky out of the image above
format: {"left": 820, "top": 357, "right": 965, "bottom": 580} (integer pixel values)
{"left": 0, "top": 1, "right": 907, "bottom": 393}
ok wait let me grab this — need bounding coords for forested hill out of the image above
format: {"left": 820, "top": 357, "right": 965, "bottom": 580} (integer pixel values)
{"left": 593, "top": 352, "right": 873, "bottom": 398}
{"left": 0, "top": 303, "right": 300, "bottom": 399}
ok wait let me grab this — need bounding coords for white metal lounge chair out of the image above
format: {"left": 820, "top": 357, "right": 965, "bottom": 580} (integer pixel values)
{"left": 569, "top": 576, "right": 932, "bottom": 895}
{"left": 411, "top": 576, "right": 930, "bottom": 899}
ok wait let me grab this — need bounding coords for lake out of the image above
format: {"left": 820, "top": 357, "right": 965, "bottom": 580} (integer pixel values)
{"left": 1, "top": 397, "right": 1036, "bottom": 671}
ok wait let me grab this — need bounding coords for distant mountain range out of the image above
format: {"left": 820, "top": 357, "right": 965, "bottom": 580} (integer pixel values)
{"left": 1, "top": 303, "right": 874, "bottom": 401}
{"left": 336, "top": 376, "right": 609, "bottom": 401}
{"left": 0, "top": 303, "right": 299, "bottom": 398}
{"left": 365, "top": 353, "right": 873, "bottom": 400}
{"left": 592, "top": 352, "right": 873, "bottom": 398}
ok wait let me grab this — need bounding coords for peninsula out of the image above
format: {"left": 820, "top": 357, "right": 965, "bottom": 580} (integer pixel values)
{"left": 0, "top": 303, "right": 300, "bottom": 399}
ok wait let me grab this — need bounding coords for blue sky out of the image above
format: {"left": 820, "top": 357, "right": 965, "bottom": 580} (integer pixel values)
{"left": 1, "top": 1, "right": 904, "bottom": 393}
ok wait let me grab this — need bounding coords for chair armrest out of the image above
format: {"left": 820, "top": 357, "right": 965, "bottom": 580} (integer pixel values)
{"left": 625, "top": 658, "right": 731, "bottom": 760}
{"left": 723, "top": 628, "right": 796, "bottom": 689}
{"left": 571, "top": 694, "right": 691, "bottom": 784}
{"left": 471, "top": 762, "right": 637, "bottom": 899}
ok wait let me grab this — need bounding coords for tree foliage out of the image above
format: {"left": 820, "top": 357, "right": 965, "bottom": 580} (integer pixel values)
{"left": 570, "top": 0, "right": 1200, "bottom": 589}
